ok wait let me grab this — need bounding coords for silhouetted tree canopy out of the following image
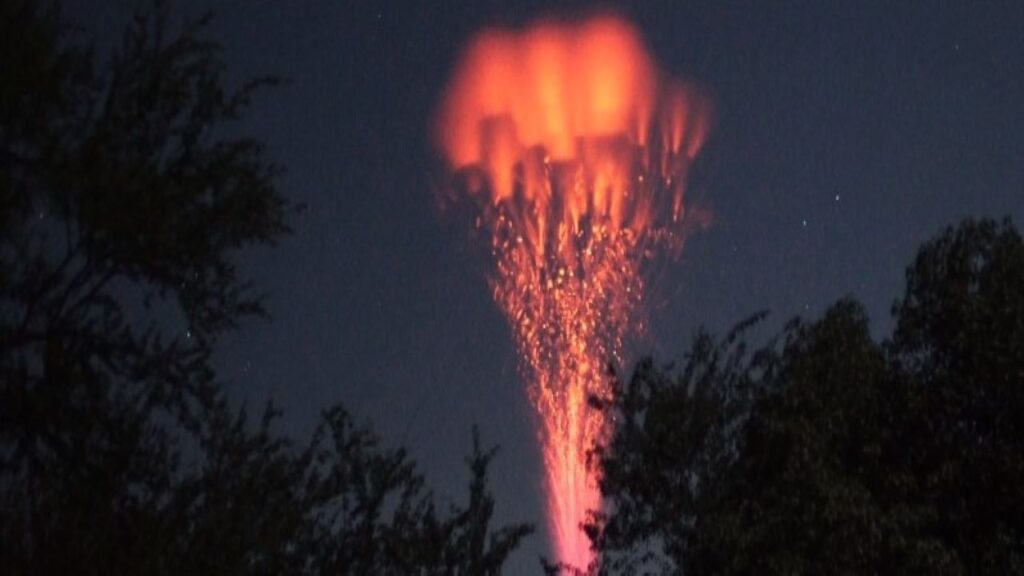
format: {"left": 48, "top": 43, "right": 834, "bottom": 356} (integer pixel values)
{"left": 0, "top": 1, "right": 531, "bottom": 574}
{"left": 587, "top": 218, "right": 1024, "bottom": 575}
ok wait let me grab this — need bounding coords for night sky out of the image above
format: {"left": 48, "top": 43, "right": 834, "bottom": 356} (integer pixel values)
{"left": 71, "top": 1, "right": 1022, "bottom": 570}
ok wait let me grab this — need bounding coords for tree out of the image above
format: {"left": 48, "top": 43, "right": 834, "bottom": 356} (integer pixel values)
{"left": 584, "top": 313, "right": 769, "bottom": 575}
{"left": 2, "top": 0, "right": 288, "bottom": 570}
{"left": 891, "top": 218, "right": 1024, "bottom": 573}
{"left": 168, "top": 405, "right": 531, "bottom": 576}
{"left": 0, "top": 1, "right": 532, "bottom": 573}
{"left": 588, "top": 218, "right": 1024, "bottom": 575}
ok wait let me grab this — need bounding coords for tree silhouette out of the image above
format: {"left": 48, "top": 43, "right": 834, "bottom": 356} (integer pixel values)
{"left": 891, "top": 218, "right": 1024, "bottom": 573}
{"left": 588, "top": 218, "right": 1024, "bottom": 575}
{"left": 0, "top": 1, "right": 532, "bottom": 573}
{"left": 2, "top": 0, "right": 285, "bottom": 569}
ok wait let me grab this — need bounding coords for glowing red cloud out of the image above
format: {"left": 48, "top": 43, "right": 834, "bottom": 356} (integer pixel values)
{"left": 435, "top": 14, "right": 712, "bottom": 568}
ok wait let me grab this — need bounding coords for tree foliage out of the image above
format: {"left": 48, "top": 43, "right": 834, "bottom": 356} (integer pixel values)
{"left": 891, "top": 218, "right": 1024, "bottom": 573}
{"left": 0, "top": 1, "right": 532, "bottom": 573}
{"left": 588, "top": 218, "right": 1024, "bottom": 575}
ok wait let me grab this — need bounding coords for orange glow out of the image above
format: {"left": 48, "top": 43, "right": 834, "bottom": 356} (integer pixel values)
{"left": 435, "top": 14, "right": 712, "bottom": 569}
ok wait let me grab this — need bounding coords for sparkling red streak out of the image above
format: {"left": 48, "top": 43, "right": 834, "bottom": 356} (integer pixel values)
{"left": 435, "top": 14, "right": 711, "bottom": 569}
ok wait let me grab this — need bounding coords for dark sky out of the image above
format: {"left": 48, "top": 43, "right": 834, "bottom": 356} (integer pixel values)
{"left": 71, "top": 1, "right": 1023, "bottom": 571}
